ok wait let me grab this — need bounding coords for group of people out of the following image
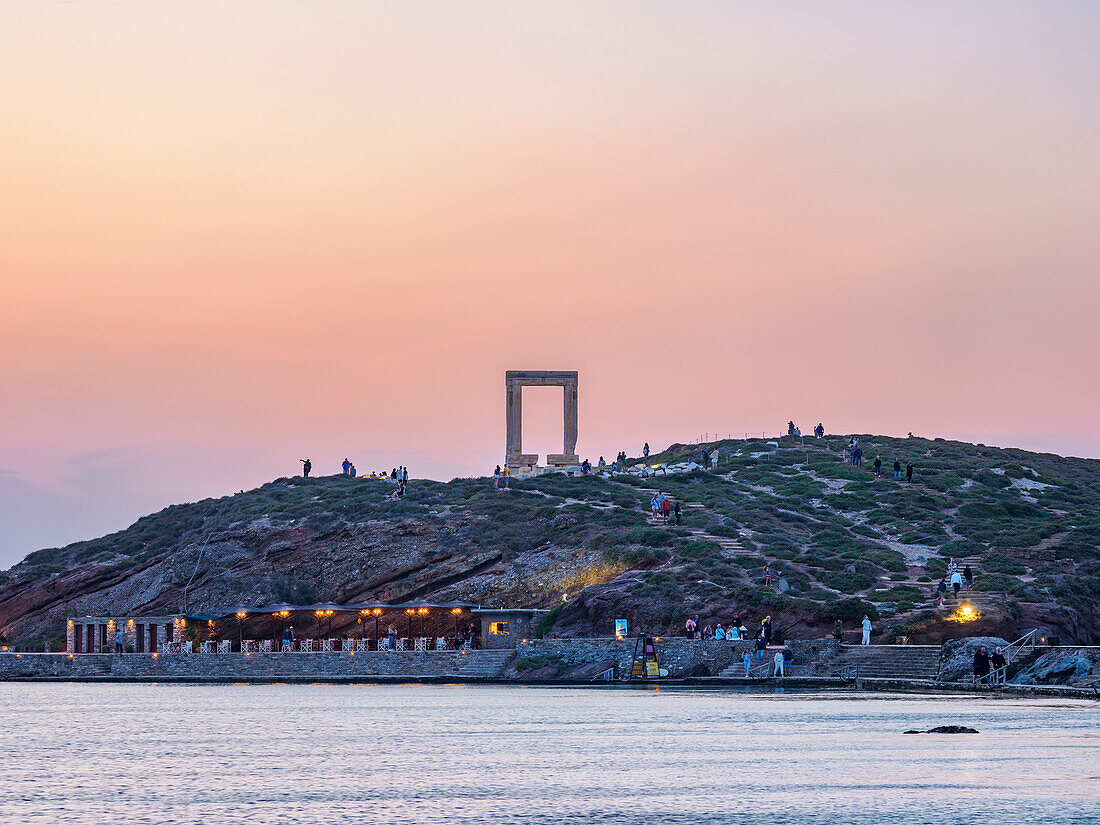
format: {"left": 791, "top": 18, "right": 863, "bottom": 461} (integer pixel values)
{"left": 845, "top": 438, "right": 914, "bottom": 484}
{"left": 297, "top": 459, "right": 409, "bottom": 489}
{"left": 650, "top": 492, "right": 681, "bottom": 524}
{"left": 788, "top": 421, "right": 827, "bottom": 440}
{"left": 936, "top": 561, "right": 975, "bottom": 605}
{"left": 684, "top": 615, "right": 795, "bottom": 676}
{"left": 973, "top": 645, "right": 1007, "bottom": 681}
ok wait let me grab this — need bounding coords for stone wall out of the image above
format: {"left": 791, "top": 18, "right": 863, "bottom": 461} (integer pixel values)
{"left": 0, "top": 650, "right": 511, "bottom": 681}
{"left": 516, "top": 637, "right": 749, "bottom": 676}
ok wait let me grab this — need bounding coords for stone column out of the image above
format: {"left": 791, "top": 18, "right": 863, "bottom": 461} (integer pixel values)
{"left": 66, "top": 620, "right": 75, "bottom": 653}
{"left": 505, "top": 377, "right": 521, "bottom": 462}
{"left": 563, "top": 378, "right": 578, "bottom": 457}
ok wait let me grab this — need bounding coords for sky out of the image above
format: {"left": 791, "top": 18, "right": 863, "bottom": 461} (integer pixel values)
{"left": 1, "top": 2, "right": 1099, "bottom": 567}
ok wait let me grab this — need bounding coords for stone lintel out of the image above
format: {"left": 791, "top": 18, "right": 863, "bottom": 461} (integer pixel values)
{"left": 546, "top": 454, "right": 580, "bottom": 466}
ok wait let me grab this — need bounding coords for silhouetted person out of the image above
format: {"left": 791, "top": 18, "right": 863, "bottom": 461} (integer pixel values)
{"left": 873, "top": 456, "right": 882, "bottom": 477}
{"left": 893, "top": 458, "right": 902, "bottom": 480}
{"left": 906, "top": 461, "right": 914, "bottom": 485}
{"left": 815, "top": 423, "right": 824, "bottom": 438}
{"left": 342, "top": 458, "right": 351, "bottom": 475}
{"left": 643, "top": 442, "right": 650, "bottom": 458}
{"left": 973, "top": 646, "right": 991, "bottom": 680}
{"left": 300, "top": 458, "right": 312, "bottom": 477}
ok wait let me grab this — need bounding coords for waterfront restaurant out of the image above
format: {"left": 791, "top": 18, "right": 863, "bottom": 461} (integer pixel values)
{"left": 66, "top": 603, "right": 547, "bottom": 654}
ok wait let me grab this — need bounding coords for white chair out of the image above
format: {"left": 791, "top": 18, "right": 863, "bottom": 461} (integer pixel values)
{"left": 179, "top": 641, "right": 193, "bottom": 653}
{"left": 460, "top": 639, "right": 472, "bottom": 652}
{"left": 259, "top": 640, "right": 272, "bottom": 653}
{"left": 300, "top": 639, "right": 313, "bottom": 653}
{"left": 321, "top": 639, "right": 334, "bottom": 653}
{"left": 242, "top": 640, "right": 257, "bottom": 653}
{"left": 200, "top": 641, "right": 215, "bottom": 653}
{"left": 356, "top": 639, "right": 370, "bottom": 652}
{"left": 414, "top": 637, "right": 427, "bottom": 652}
{"left": 217, "top": 640, "right": 231, "bottom": 654}
{"left": 435, "top": 637, "right": 447, "bottom": 651}
{"left": 395, "top": 638, "right": 407, "bottom": 651}
{"left": 158, "top": 643, "right": 170, "bottom": 654}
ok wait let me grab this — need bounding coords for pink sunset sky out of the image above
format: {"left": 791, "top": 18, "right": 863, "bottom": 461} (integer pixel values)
{"left": 1, "top": 2, "right": 1098, "bottom": 566}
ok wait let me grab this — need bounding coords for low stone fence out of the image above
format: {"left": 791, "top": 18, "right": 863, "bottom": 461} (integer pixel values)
{"left": 0, "top": 650, "right": 505, "bottom": 681}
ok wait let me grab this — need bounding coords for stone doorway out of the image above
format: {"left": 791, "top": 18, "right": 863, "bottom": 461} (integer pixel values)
{"left": 505, "top": 370, "right": 578, "bottom": 474}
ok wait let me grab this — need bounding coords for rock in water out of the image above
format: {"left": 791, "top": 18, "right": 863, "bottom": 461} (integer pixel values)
{"left": 928, "top": 725, "right": 979, "bottom": 734}
{"left": 902, "top": 725, "right": 979, "bottom": 734}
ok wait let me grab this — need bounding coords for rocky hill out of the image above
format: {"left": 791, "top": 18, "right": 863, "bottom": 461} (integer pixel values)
{"left": 1, "top": 434, "right": 1098, "bottom": 649}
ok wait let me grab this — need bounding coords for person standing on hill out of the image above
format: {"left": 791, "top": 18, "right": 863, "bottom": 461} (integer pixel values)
{"left": 643, "top": 442, "right": 650, "bottom": 458}
{"left": 342, "top": 458, "right": 351, "bottom": 475}
{"left": 833, "top": 620, "right": 843, "bottom": 642}
{"left": 861, "top": 615, "right": 872, "bottom": 645}
{"left": 710, "top": 449, "right": 720, "bottom": 470}
{"left": 762, "top": 616, "right": 773, "bottom": 646}
{"left": 493, "top": 465, "right": 501, "bottom": 489}
{"left": 873, "top": 456, "right": 882, "bottom": 477}
{"left": 893, "top": 458, "right": 901, "bottom": 481}
{"left": 301, "top": 458, "right": 312, "bottom": 478}
{"left": 674, "top": 501, "right": 682, "bottom": 526}
{"left": 501, "top": 465, "right": 510, "bottom": 489}
{"left": 906, "top": 461, "right": 914, "bottom": 484}
{"left": 815, "top": 423, "right": 824, "bottom": 439}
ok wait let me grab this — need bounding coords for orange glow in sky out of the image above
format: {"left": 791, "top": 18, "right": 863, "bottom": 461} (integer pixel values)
{"left": 1, "top": 2, "right": 1098, "bottom": 564}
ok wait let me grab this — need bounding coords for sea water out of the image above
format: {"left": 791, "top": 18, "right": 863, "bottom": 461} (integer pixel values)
{"left": 0, "top": 683, "right": 1096, "bottom": 824}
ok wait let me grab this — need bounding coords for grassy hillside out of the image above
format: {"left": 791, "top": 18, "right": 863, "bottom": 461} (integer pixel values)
{"left": 1, "top": 433, "right": 1098, "bottom": 647}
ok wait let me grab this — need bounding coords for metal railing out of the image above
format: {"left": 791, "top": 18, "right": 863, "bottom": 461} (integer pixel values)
{"left": 1004, "top": 629, "right": 1039, "bottom": 664}
{"left": 834, "top": 664, "right": 858, "bottom": 682}
{"left": 591, "top": 667, "right": 616, "bottom": 683}
{"left": 975, "top": 665, "right": 1007, "bottom": 686}
{"left": 747, "top": 661, "right": 772, "bottom": 679}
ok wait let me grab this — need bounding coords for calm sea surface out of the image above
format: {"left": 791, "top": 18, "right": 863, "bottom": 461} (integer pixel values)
{"left": 0, "top": 683, "right": 1096, "bottom": 824}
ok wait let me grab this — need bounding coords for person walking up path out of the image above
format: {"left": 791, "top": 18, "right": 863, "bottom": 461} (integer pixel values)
{"left": 963, "top": 564, "right": 974, "bottom": 592}
{"left": 873, "top": 456, "right": 882, "bottom": 477}
{"left": 893, "top": 458, "right": 901, "bottom": 480}
{"left": 861, "top": 615, "right": 872, "bottom": 645}
{"left": 951, "top": 569, "right": 963, "bottom": 599}
{"left": 743, "top": 647, "right": 753, "bottom": 677}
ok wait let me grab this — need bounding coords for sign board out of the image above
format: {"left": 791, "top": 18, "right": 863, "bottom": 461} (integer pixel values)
{"left": 614, "top": 619, "right": 628, "bottom": 638}
{"left": 645, "top": 660, "right": 659, "bottom": 678}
